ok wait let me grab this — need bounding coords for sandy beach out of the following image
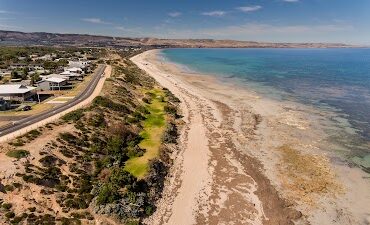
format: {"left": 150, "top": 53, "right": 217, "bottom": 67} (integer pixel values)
{"left": 131, "top": 50, "right": 370, "bottom": 225}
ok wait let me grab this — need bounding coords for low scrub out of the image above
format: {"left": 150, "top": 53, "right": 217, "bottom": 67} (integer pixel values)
{"left": 62, "top": 109, "right": 85, "bottom": 122}
{"left": 6, "top": 149, "right": 30, "bottom": 159}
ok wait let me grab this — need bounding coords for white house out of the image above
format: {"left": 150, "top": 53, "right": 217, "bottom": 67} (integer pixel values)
{"left": 0, "top": 84, "right": 37, "bottom": 101}
{"left": 33, "top": 54, "right": 53, "bottom": 61}
{"left": 65, "top": 67, "right": 83, "bottom": 74}
{"left": 37, "top": 77, "right": 68, "bottom": 91}
{"left": 41, "top": 74, "right": 69, "bottom": 80}
{"left": 60, "top": 71, "right": 83, "bottom": 80}
{"left": 68, "top": 60, "right": 90, "bottom": 69}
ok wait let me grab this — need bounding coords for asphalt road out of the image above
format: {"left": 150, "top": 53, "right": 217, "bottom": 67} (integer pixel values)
{"left": 0, "top": 64, "right": 106, "bottom": 137}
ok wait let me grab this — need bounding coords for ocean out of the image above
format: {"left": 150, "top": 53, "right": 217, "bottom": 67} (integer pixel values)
{"left": 161, "top": 48, "right": 370, "bottom": 172}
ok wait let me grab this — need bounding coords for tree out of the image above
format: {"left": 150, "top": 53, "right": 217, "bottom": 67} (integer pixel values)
{"left": 30, "top": 74, "right": 41, "bottom": 85}
{"left": 11, "top": 71, "right": 20, "bottom": 79}
{"left": 22, "top": 67, "right": 29, "bottom": 76}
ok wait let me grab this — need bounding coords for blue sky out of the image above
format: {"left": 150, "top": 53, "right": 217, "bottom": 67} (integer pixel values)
{"left": 1, "top": 0, "right": 369, "bottom": 44}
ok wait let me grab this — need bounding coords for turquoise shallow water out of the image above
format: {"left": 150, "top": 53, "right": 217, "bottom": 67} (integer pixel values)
{"left": 161, "top": 48, "right": 370, "bottom": 172}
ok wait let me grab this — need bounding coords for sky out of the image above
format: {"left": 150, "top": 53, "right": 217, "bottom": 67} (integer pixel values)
{"left": 1, "top": 0, "right": 370, "bottom": 44}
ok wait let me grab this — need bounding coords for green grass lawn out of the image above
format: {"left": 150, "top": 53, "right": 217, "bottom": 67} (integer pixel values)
{"left": 124, "top": 89, "right": 166, "bottom": 178}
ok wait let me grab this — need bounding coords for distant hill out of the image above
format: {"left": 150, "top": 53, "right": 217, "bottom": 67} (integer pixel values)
{"left": 0, "top": 30, "right": 356, "bottom": 48}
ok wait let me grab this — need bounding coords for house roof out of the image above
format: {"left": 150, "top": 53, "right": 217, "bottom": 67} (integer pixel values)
{"left": 45, "top": 77, "right": 66, "bottom": 83}
{"left": 66, "top": 67, "right": 82, "bottom": 72}
{"left": 44, "top": 74, "right": 69, "bottom": 80}
{"left": 60, "top": 71, "right": 82, "bottom": 76}
{"left": 0, "top": 84, "right": 36, "bottom": 94}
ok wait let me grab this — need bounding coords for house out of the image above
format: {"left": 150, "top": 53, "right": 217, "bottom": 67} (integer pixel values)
{"left": 37, "top": 77, "right": 68, "bottom": 91}
{"left": 60, "top": 71, "right": 83, "bottom": 80}
{"left": 41, "top": 74, "right": 69, "bottom": 80}
{"left": 65, "top": 67, "right": 83, "bottom": 74}
{"left": 33, "top": 54, "right": 53, "bottom": 61}
{"left": 0, "top": 84, "right": 37, "bottom": 101}
{"left": 68, "top": 60, "right": 90, "bottom": 69}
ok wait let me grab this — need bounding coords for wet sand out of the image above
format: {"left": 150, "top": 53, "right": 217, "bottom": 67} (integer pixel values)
{"left": 131, "top": 50, "right": 370, "bottom": 225}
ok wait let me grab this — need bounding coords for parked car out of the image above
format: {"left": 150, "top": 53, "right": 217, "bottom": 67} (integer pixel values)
{"left": 22, "top": 105, "right": 32, "bottom": 111}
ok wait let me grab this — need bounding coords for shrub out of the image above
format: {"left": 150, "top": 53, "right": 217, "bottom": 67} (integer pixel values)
{"left": 11, "top": 215, "right": 24, "bottom": 224}
{"left": 9, "top": 139, "right": 24, "bottom": 147}
{"left": 142, "top": 97, "right": 151, "bottom": 104}
{"left": 88, "top": 113, "right": 106, "bottom": 127}
{"left": 162, "top": 123, "right": 178, "bottom": 144}
{"left": 2, "top": 203, "right": 12, "bottom": 210}
{"left": 164, "top": 104, "right": 178, "bottom": 117}
{"left": 4, "top": 184, "right": 15, "bottom": 192}
{"left": 93, "top": 96, "right": 130, "bottom": 113}
{"left": 6, "top": 149, "right": 30, "bottom": 159}
{"left": 96, "top": 183, "right": 119, "bottom": 205}
{"left": 39, "top": 155, "right": 58, "bottom": 167}
{"left": 126, "top": 220, "right": 141, "bottom": 225}
{"left": 26, "top": 129, "right": 41, "bottom": 140}
{"left": 13, "top": 182, "right": 22, "bottom": 189}
{"left": 62, "top": 109, "right": 84, "bottom": 122}
{"left": 60, "top": 217, "right": 82, "bottom": 225}
{"left": 5, "top": 211, "right": 15, "bottom": 218}
{"left": 127, "top": 146, "right": 145, "bottom": 158}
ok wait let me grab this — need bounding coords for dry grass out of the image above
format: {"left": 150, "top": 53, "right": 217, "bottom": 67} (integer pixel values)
{"left": 0, "top": 103, "right": 54, "bottom": 117}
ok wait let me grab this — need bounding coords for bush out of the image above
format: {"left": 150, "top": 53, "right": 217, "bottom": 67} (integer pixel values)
{"left": 93, "top": 96, "right": 130, "bottom": 113}
{"left": 88, "top": 113, "right": 106, "bottom": 127}
{"left": 39, "top": 155, "right": 58, "bottom": 167}
{"left": 62, "top": 109, "right": 84, "bottom": 122}
{"left": 60, "top": 217, "right": 82, "bottom": 225}
{"left": 11, "top": 215, "right": 24, "bottom": 224}
{"left": 2, "top": 203, "right": 12, "bottom": 210}
{"left": 96, "top": 183, "right": 119, "bottom": 205}
{"left": 9, "top": 139, "right": 25, "bottom": 147}
{"left": 5, "top": 211, "right": 15, "bottom": 218}
{"left": 6, "top": 149, "right": 30, "bottom": 159}
{"left": 142, "top": 97, "right": 151, "bottom": 104}
{"left": 162, "top": 123, "right": 178, "bottom": 144}
{"left": 164, "top": 104, "right": 178, "bottom": 117}
{"left": 4, "top": 184, "right": 15, "bottom": 192}
{"left": 26, "top": 129, "right": 41, "bottom": 140}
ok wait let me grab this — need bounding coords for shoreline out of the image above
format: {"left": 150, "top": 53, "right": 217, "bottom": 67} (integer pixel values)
{"left": 131, "top": 49, "right": 370, "bottom": 225}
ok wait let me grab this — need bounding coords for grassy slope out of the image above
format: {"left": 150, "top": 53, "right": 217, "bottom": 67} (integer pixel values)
{"left": 124, "top": 89, "right": 166, "bottom": 178}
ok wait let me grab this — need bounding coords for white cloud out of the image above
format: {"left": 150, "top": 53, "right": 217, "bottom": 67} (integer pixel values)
{"left": 201, "top": 11, "right": 226, "bottom": 17}
{"left": 82, "top": 18, "right": 111, "bottom": 25}
{"left": 0, "top": 10, "right": 18, "bottom": 14}
{"left": 198, "top": 23, "right": 353, "bottom": 37}
{"left": 168, "top": 12, "right": 182, "bottom": 17}
{"left": 146, "top": 22, "right": 355, "bottom": 43}
{"left": 115, "top": 26, "right": 126, "bottom": 31}
{"left": 0, "top": 23, "right": 20, "bottom": 29}
{"left": 236, "top": 5, "right": 262, "bottom": 13}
